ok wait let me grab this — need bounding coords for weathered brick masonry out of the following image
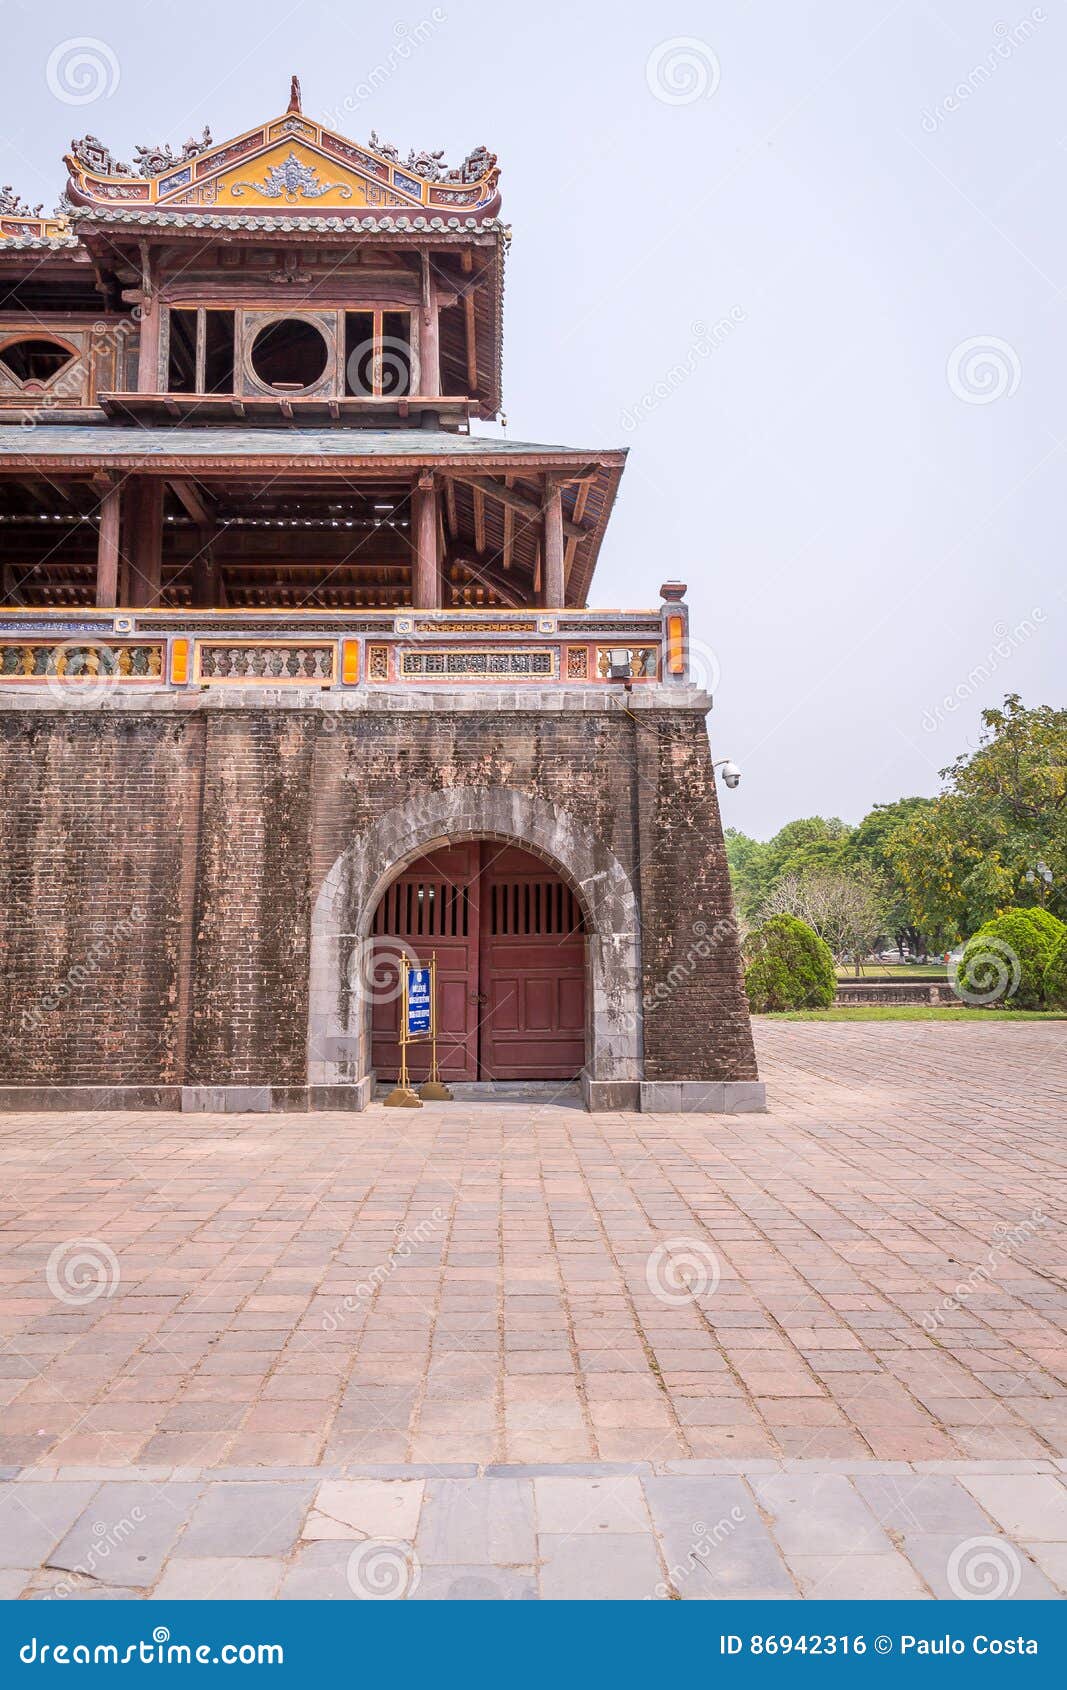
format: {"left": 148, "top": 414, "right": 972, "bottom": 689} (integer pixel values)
{"left": 0, "top": 698, "right": 757, "bottom": 1103}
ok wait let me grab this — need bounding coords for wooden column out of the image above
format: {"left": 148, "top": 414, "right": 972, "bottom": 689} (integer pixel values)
{"left": 127, "top": 479, "right": 164, "bottom": 607}
{"left": 542, "top": 481, "right": 565, "bottom": 608}
{"left": 135, "top": 243, "right": 161, "bottom": 392}
{"left": 412, "top": 475, "right": 438, "bottom": 608}
{"left": 191, "top": 526, "right": 223, "bottom": 608}
{"left": 95, "top": 480, "right": 121, "bottom": 607}
{"left": 419, "top": 251, "right": 441, "bottom": 397}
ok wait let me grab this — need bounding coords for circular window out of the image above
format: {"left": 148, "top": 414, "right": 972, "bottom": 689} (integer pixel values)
{"left": 250, "top": 319, "right": 329, "bottom": 391}
{"left": 0, "top": 337, "right": 76, "bottom": 385}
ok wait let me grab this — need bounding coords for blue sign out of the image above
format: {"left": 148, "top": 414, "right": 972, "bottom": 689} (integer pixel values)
{"left": 406, "top": 965, "right": 431, "bottom": 1036}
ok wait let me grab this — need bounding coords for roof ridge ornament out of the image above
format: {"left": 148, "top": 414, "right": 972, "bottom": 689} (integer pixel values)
{"left": 367, "top": 133, "right": 497, "bottom": 186}
{"left": 0, "top": 185, "right": 44, "bottom": 217}
{"left": 70, "top": 134, "right": 133, "bottom": 176}
{"left": 288, "top": 74, "right": 302, "bottom": 114}
{"left": 133, "top": 127, "right": 213, "bottom": 179}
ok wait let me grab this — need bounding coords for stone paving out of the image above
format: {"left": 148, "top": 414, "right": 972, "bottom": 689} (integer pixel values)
{"left": 0, "top": 1022, "right": 1064, "bottom": 1597}
{"left": 0, "top": 1462, "right": 1064, "bottom": 1599}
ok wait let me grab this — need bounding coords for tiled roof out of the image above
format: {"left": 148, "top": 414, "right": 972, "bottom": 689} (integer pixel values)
{"left": 0, "top": 426, "right": 616, "bottom": 461}
{"left": 69, "top": 208, "right": 503, "bottom": 235}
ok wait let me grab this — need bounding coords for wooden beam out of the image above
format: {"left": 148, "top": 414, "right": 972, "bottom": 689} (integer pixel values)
{"left": 472, "top": 484, "right": 486, "bottom": 554}
{"left": 444, "top": 547, "right": 526, "bottom": 609}
{"left": 95, "top": 480, "right": 121, "bottom": 607}
{"left": 564, "top": 480, "right": 591, "bottom": 586}
{"left": 446, "top": 471, "right": 591, "bottom": 542}
{"left": 169, "top": 478, "right": 213, "bottom": 526}
{"left": 443, "top": 477, "right": 458, "bottom": 539}
{"left": 542, "top": 482, "right": 564, "bottom": 608}
{"left": 503, "top": 474, "right": 513, "bottom": 571}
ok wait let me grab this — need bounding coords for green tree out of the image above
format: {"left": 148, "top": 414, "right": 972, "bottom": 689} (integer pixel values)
{"left": 844, "top": 796, "right": 938, "bottom": 956}
{"left": 887, "top": 696, "right": 1067, "bottom": 941}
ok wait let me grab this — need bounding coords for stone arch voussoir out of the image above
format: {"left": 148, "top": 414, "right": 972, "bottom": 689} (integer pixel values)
{"left": 308, "top": 787, "right": 641, "bottom": 1101}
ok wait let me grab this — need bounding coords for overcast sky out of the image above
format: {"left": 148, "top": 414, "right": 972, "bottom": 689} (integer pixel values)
{"left": 4, "top": 0, "right": 1063, "bottom": 837}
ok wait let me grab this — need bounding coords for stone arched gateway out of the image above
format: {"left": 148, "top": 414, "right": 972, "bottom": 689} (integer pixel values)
{"left": 307, "top": 787, "right": 642, "bottom": 1110}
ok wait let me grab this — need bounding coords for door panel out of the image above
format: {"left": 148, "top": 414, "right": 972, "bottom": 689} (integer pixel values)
{"left": 479, "top": 846, "right": 586, "bottom": 1080}
{"left": 370, "top": 842, "right": 480, "bottom": 1081}
{"left": 370, "top": 841, "right": 587, "bottom": 1084}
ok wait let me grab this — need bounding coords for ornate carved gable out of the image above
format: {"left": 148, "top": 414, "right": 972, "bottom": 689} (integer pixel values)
{"left": 63, "top": 81, "right": 501, "bottom": 219}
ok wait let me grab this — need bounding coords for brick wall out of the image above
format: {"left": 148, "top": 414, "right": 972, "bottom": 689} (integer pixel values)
{"left": 0, "top": 702, "right": 756, "bottom": 1088}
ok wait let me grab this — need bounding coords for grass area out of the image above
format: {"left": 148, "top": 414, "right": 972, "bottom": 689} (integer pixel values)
{"left": 835, "top": 963, "right": 946, "bottom": 979}
{"left": 765, "top": 1005, "right": 1067, "bottom": 1022}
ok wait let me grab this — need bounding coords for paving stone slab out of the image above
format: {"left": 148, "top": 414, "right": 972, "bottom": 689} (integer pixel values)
{"left": 410, "top": 1565, "right": 538, "bottom": 1600}
{"left": 958, "top": 1475, "right": 1067, "bottom": 1541}
{"left": 153, "top": 1556, "right": 285, "bottom": 1599}
{"left": 753, "top": 1472, "right": 892, "bottom": 1557}
{"left": 0, "top": 1481, "right": 100, "bottom": 1569}
{"left": 47, "top": 1484, "right": 201, "bottom": 1590}
{"left": 175, "top": 1481, "right": 316, "bottom": 1559}
{"left": 901, "top": 1532, "right": 1062, "bottom": 1600}
{"left": 539, "top": 1532, "right": 665, "bottom": 1601}
{"left": 643, "top": 1476, "right": 796, "bottom": 1600}
{"left": 785, "top": 1551, "right": 930, "bottom": 1600}
{"left": 417, "top": 1477, "right": 535, "bottom": 1566}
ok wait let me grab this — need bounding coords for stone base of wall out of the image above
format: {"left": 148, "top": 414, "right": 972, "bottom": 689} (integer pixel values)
{"left": 639, "top": 1081, "right": 767, "bottom": 1113}
{"left": 0, "top": 1081, "right": 375, "bottom": 1114}
{"left": 0, "top": 1076, "right": 766, "bottom": 1115}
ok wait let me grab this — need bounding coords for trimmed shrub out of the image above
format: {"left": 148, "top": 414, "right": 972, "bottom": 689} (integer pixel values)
{"left": 744, "top": 914, "right": 837, "bottom": 1013}
{"left": 956, "top": 908, "right": 1056, "bottom": 1010}
{"left": 1019, "top": 906, "right": 1066, "bottom": 951}
{"left": 1044, "top": 932, "right": 1067, "bottom": 1010}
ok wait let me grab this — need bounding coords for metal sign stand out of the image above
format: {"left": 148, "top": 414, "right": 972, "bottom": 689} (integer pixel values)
{"left": 418, "top": 952, "right": 453, "bottom": 1102}
{"left": 382, "top": 962, "right": 423, "bottom": 1109}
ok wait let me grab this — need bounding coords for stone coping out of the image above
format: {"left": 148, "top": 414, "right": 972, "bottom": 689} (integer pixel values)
{"left": 0, "top": 684, "right": 712, "bottom": 715}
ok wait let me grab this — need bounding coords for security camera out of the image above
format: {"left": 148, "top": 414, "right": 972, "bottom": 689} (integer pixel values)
{"left": 719, "top": 760, "right": 741, "bottom": 789}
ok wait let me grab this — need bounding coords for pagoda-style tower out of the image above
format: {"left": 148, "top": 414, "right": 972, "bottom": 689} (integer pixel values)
{"left": 0, "top": 81, "right": 762, "bottom": 1114}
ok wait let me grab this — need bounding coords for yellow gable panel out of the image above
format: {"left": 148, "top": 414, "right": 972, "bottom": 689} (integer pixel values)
{"left": 205, "top": 140, "right": 414, "bottom": 212}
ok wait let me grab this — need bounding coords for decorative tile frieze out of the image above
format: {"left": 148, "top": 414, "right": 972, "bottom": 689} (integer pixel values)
{"left": 400, "top": 648, "right": 556, "bottom": 680}
{"left": 193, "top": 641, "right": 336, "bottom": 683}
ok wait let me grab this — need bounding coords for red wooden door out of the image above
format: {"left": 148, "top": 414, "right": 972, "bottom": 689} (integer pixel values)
{"left": 371, "top": 842, "right": 586, "bottom": 1083}
{"left": 370, "top": 842, "right": 481, "bottom": 1081}
{"left": 479, "top": 846, "right": 586, "bottom": 1080}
